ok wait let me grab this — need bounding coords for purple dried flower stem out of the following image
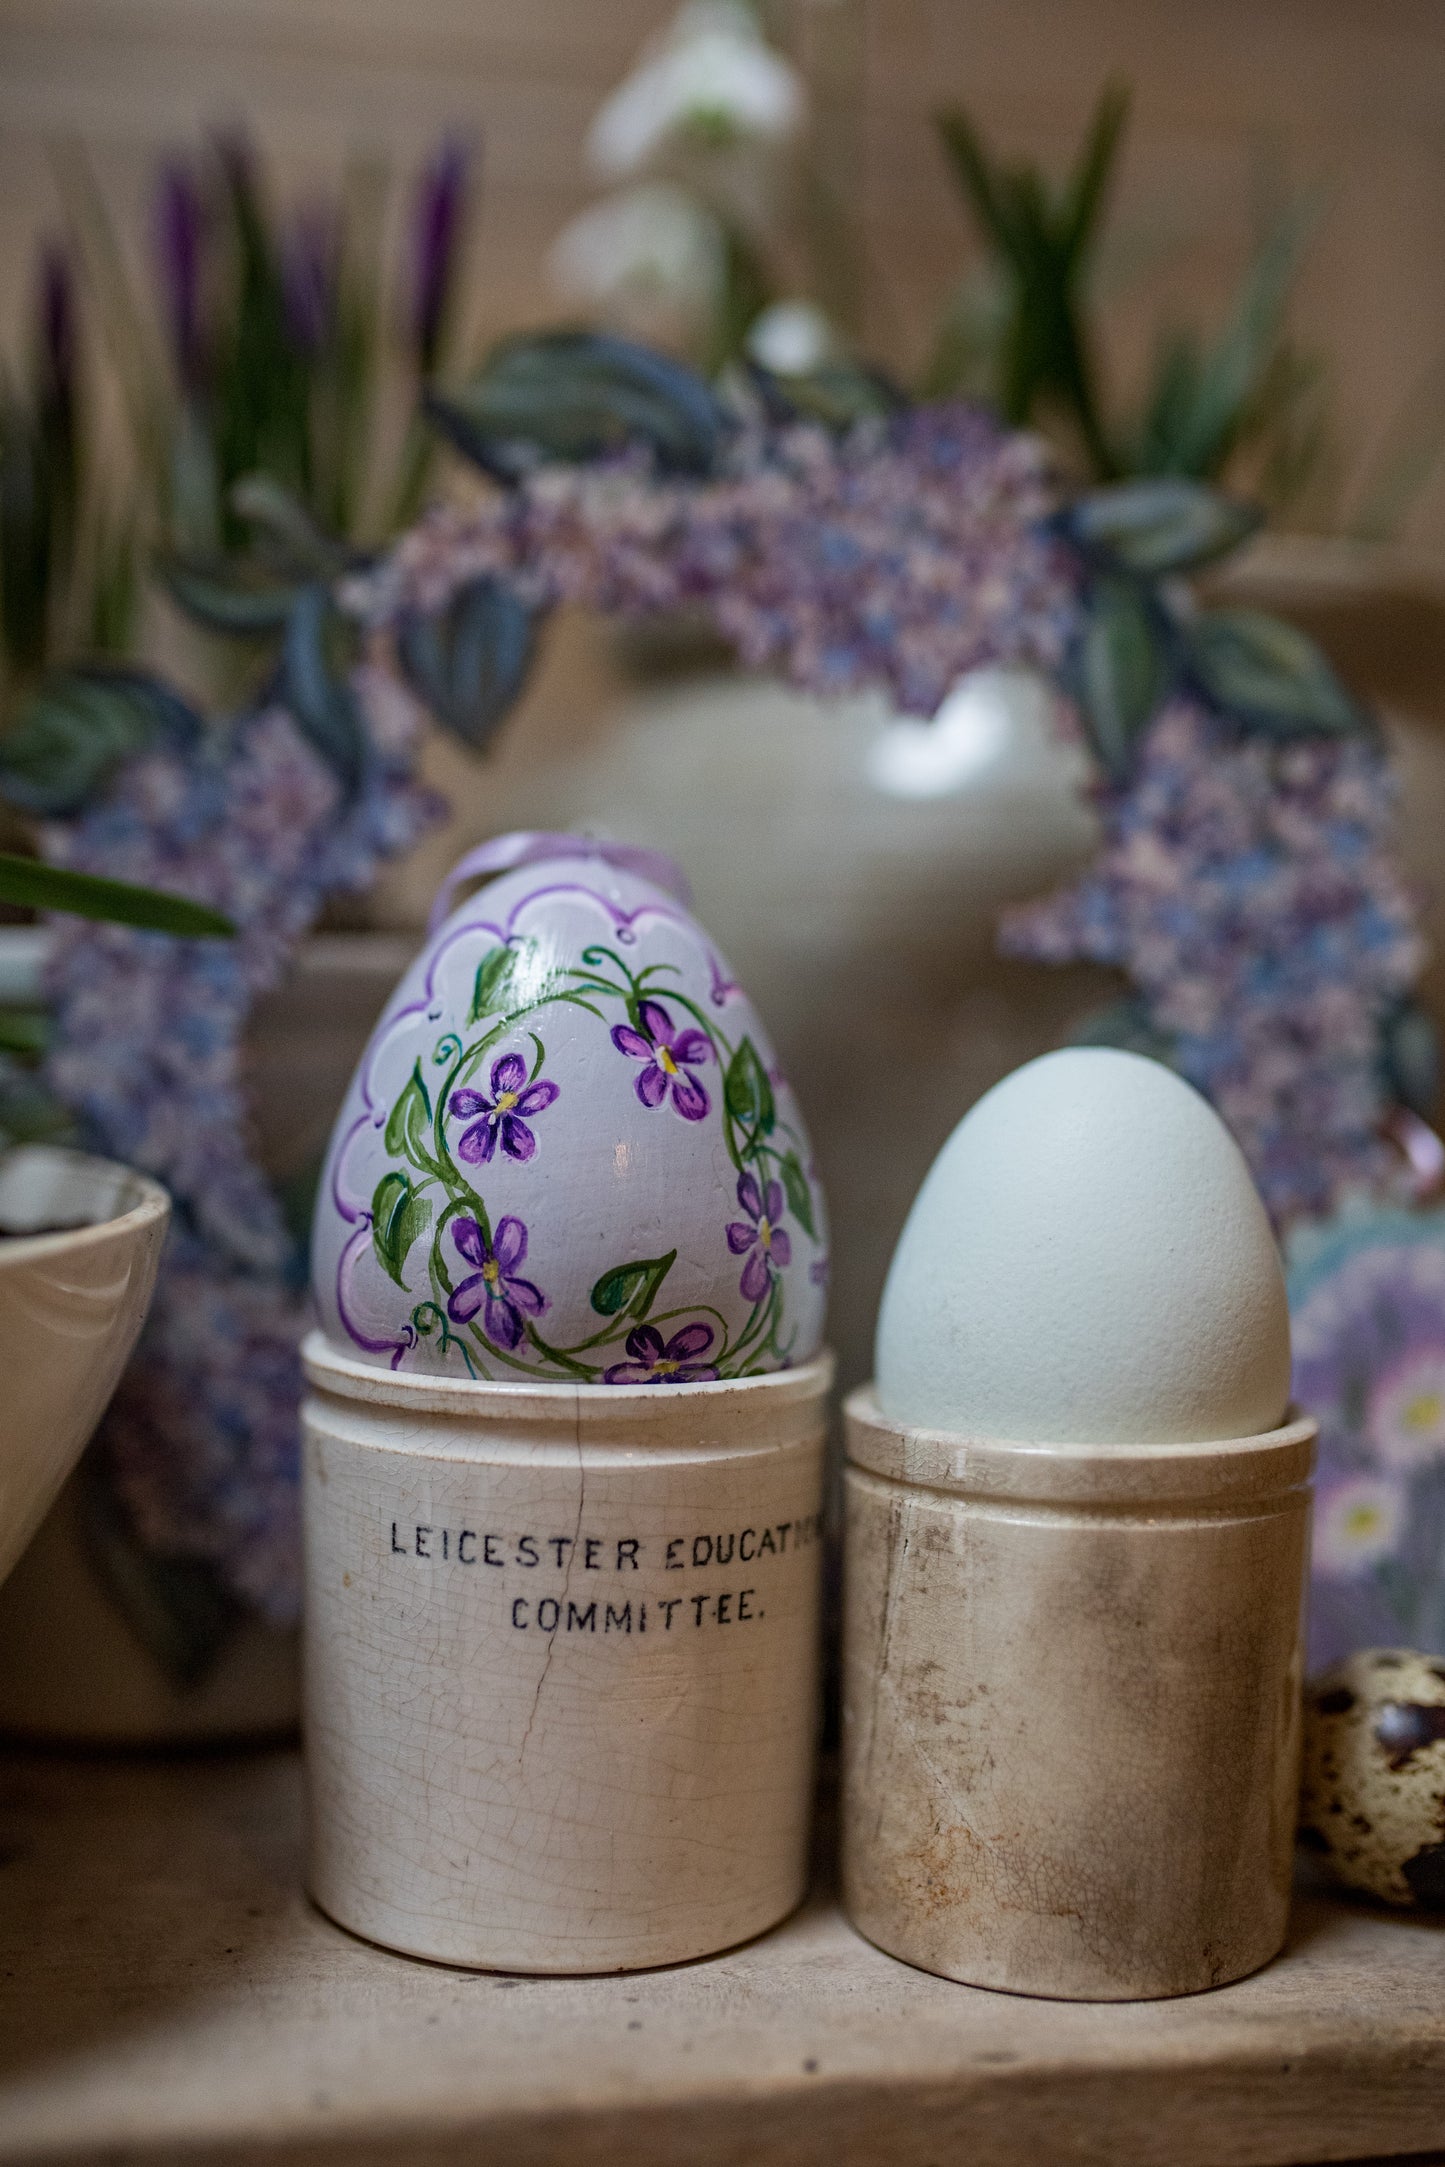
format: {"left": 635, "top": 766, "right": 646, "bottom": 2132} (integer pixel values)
{"left": 407, "top": 135, "right": 472, "bottom": 373}
{"left": 154, "top": 161, "right": 207, "bottom": 391}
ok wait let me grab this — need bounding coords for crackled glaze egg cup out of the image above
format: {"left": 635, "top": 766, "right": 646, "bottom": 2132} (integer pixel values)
{"left": 304, "top": 837, "right": 832, "bottom": 1972}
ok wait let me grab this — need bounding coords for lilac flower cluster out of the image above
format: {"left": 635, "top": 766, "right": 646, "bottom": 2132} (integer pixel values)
{"left": 41, "top": 660, "right": 439, "bottom": 1621}
{"left": 1002, "top": 698, "right": 1425, "bottom": 1224}
{"left": 355, "top": 403, "right": 1076, "bottom": 717}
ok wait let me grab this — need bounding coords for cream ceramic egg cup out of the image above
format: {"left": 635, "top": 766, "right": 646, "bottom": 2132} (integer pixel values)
{"left": 303, "top": 1335, "right": 831, "bottom": 1973}
{"left": 841, "top": 1387, "right": 1316, "bottom": 2001}
{"left": 0, "top": 1145, "right": 169, "bottom": 1591}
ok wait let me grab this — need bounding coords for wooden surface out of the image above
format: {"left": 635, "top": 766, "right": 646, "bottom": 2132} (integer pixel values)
{"left": 0, "top": 1748, "right": 1443, "bottom": 2167}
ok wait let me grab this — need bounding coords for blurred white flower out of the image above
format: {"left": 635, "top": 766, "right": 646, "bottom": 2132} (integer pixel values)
{"left": 1369, "top": 1348, "right": 1445, "bottom": 1470}
{"left": 1313, "top": 1474, "right": 1406, "bottom": 1579}
{"left": 744, "top": 298, "right": 837, "bottom": 375}
{"left": 589, "top": 1, "right": 806, "bottom": 179}
{"left": 549, "top": 183, "right": 724, "bottom": 342}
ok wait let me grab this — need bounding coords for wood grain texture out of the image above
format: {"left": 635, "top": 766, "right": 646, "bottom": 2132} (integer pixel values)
{"left": 1, "top": 1747, "right": 1445, "bottom": 2166}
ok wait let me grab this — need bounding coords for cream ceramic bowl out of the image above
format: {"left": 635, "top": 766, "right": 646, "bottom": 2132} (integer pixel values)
{"left": 0, "top": 1145, "right": 169, "bottom": 1588}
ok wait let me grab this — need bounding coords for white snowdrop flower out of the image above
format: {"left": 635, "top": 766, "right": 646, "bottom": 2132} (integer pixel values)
{"left": 549, "top": 183, "right": 724, "bottom": 332}
{"left": 744, "top": 298, "right": 838, "bottom": 375}
{"left": 1369, "top": 1348, "right": 1445, "bottom": 1470}
{"left": 1312, "top": 1474, "right": 1407, "bottom": 1579}
{"left": 588, "top": 1, "right": 806, "bottom": 179}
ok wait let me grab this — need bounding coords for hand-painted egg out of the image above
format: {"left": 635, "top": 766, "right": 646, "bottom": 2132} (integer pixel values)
{"left": 1301, "top": 1649, "right": 1445, "bottom": 1906}
{"left": 311, "top": 835, "right": 828, "bottom": 1384}
{"left": 875, "top": 1047, "right": 1291, "bottom": 1443}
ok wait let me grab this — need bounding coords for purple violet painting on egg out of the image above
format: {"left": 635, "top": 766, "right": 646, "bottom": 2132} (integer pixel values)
{"left": 312, "top": 841, "right": 828, "bottom": 1382}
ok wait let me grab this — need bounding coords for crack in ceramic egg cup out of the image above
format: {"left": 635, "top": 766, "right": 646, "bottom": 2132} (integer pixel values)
{"left": 302, "top": 838, "right": 832, "bottom": 1972}
{"left": 841, "top": 1047, "right": 1317, "bottom": 2002}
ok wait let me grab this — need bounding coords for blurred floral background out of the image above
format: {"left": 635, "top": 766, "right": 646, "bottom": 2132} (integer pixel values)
{"left": 7, "top": 0, "right": 1445, "bottom": 537}
{"left": 3, "top": 0, "right": 1445, "bottom": 1726}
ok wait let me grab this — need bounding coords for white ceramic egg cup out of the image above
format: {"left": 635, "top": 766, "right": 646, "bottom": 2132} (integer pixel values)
{"left": 302, "top": 1334, "right": 831, "bottom": 1973}
{"left": 841, "top": 1386, "right": 1316, "bottom": 2001}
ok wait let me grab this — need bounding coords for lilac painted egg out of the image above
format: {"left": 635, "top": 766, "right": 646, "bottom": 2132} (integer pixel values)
{"left": 312, "top": 835, "right": 828, "bottom": 1383}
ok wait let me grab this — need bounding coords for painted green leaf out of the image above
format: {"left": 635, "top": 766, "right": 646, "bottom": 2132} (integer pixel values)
{"left": 384, "top": 1060, "right": 433, "bottom": 1170}
{"left": 724, "top": 1037, "right": 775, "bottom": 1139}
{"left": 778, "top": 1149, "right": 816, "bottom": 1240}
{"left": 469, "top": 945, "right": 513, "bottom": 1022}
{"left": 1071, "top": 573, "right": 1170, "bottom": 780}
{"left": 468, "top": 937, "right": 549, "bottom": 1021}
{"left": 590, "top": 1248, "right": 677, "bottom": 1321}
{"left": 1067, "top": 478, "right": 1261, "bottom": 576}
{"left": 0, "top": 851, "right": 234, "bottom": 937}
{"left": 1181, "top": 608, "right": 1365, "bottom": 739}
{"left": 370, "top": 1170, "right": 431, "bottom": 1288}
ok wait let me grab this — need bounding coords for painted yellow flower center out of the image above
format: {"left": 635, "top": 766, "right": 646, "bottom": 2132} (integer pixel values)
{"left": 654, "top": 1357, "right": 679, "bottom": 1375}
{"left": 657, "top": 1047, "right": 679, "bottom": 1076}
{"left": 758, "top": 1216, "right": 772, "bottom": 1250}
{"left": 482, "top": 1258, "right": 501, "bottom": 1288}
{"left": 1343, "top": 1502, "right": 1386, "bottom": 1540}
{"left": 495, "top": 1090, "right": 519, "bottom": 1113}
{"left": 1405, "top": 1391, "right": 1443, "bottom": 1433}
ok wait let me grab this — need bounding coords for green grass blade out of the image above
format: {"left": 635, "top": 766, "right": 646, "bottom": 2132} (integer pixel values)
{"left": 0, "top": 851, "right": 235, "bottom": 935}
{"left": 935, "top": 110, "right": 1020, "bottom": 262}
{"left": 1060, "top": 81, "right": 1130, "bottom": 264}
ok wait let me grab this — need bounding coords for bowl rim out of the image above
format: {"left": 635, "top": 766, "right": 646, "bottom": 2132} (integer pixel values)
{"left": 0, "top": 1144, "right": 170, "bottom": 1266}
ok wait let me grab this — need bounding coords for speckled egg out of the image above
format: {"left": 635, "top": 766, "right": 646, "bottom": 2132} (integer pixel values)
{"left": 1301, "top": 1649, "right": 1445, "bottom": 1906}
{"left": 311, "top": 835, "right": 828, "bottom": 1384}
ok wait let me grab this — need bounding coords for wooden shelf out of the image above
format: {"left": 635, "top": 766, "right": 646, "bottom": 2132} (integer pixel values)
{"left": 1, "top": 1746, "right": 1443, "bottom": 2167}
